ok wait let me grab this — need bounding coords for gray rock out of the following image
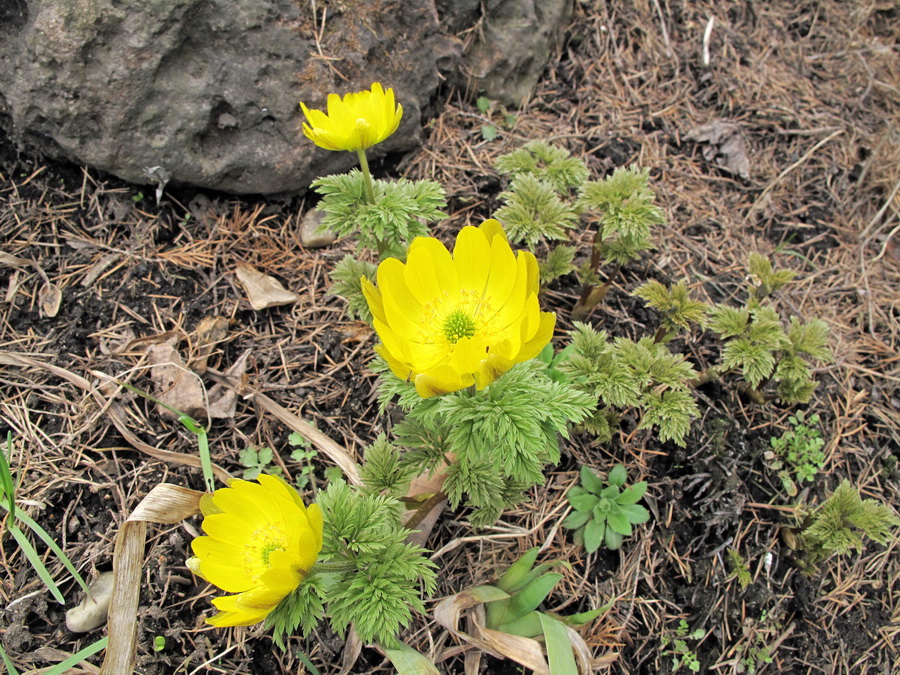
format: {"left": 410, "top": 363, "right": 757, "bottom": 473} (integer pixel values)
{"left": 0, "top": 0, "right": 571, "bottom": 193}
{"left": 0, "top": 0, "right": 454, "bottom": 194}
{"left": 298, "top": 207, "right": 336, "bottom": 248}
{"left": 65, "top": 571, "right": 115, "bottom": 633}
{"left": 460, "top": 0, "right": 574, "bottom": 106}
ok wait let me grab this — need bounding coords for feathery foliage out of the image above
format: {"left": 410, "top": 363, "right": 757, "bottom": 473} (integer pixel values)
{"left": 562, "top": 324, "right": 700, "bottom": 446}
{"left": 577, "top": 165, "right": 665, "bottom": 265}
{"left": 329, "top": 254, "right": 378, "bottom": 322}
{"left": 312, "top": 170, "right": 446, "bottom": 259}
{"left": 633, "top": 280, "right": 708, "bottom": 340}
{"left": 360, "top": 434, "right": 418, "bottom": 497}
{"left": 801, "top": 480, "right": 900, "bottom": 564}
{"left": 748, "top": 252, "right": 796, "bottom": 299}
{"left": 267, "top": 573, "right": 328, "bottom": 647}
{"left": 495, "top": 140, "right": 589, "bottom": 194}
{"left": 495, "top": 174, "right": 580, "bottom": 247}
{"left": 707, "top": 254, "right": 831, "bottom": 402}
{"left": 389, "top": 362, "right": 594, "bottom": 525}
{"left": 291, "top": 481, "right": 438, "bottom": 644}
{"left": 539, "top": 244, "right": 578, "bottom": 285}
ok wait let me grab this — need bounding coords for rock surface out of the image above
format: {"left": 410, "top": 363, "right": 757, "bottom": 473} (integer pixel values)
{"left": 461, "top": 0, "right": 574, "bottom": 105}
{"left": 0, "top": 0, "right": 572, "bottom": 194}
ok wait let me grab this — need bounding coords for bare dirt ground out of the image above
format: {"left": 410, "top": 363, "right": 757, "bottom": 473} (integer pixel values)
{"left": 1, "top": 1, "right": 899, "bottom": 673}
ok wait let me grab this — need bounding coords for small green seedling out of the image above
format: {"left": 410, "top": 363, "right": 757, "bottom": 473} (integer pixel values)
{"left": 661, "top": 619, "right": 704, "bottom": 672}
{"left": 288, "top": 432, "right": 318, "bottom": 490}
{"left": 564, "top": 464, "right": 650, "bottom": 552}
{"left": 765, "top": 411, "right": 825, "bottom": 496}
{"left": 153, "top": 635, "right": 166, "bottom": 652}
{"left": 239, "top": 446, "right": 279, "bottom": 480}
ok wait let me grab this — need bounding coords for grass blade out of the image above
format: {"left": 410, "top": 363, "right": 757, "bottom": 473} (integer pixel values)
{"left": 7, "top": 523, "right": 65, "bottom": 604}
{"left": 44, "top": 636, "right": 108, "bottom": 675}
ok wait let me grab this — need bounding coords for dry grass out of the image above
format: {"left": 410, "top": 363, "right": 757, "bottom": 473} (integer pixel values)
{"left": 1, "top": 0, "right": 899, "bottom": 673}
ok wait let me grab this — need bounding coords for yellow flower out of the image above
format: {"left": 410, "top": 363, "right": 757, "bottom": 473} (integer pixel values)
{"left": 362, "top": 219, "right": 556, "bottom": 398}
{"left": 187, "top": 474, "right": 323, "bottom": 627}
{"left": 300, "top": 82, "right": 403, "bottom": 152}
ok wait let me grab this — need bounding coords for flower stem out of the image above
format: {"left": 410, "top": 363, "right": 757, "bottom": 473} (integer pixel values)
{"left": 312, "top": 560, "right": 357, "bottom": 574}
{"left": 403, "top": 491, "right": 448, "bottom": 532}
{"left": 356, "top": 148, "right": 376, "bottom": 205}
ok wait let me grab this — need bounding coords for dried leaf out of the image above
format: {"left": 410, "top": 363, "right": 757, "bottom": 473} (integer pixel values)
{"left": 101, "top": 484, "right": 203, "bottom": 674}
{"left": 39, "top": 281, "right": 62, "bottom": 318}
{"left": 191, "top": 316, "right": 230, "bottom": 372}
{"left": 80, "top": 253, "right": 121, "bottom": 287}
{"left": 146, "top": 337, "right": 207, "bottom": 420}
{"left": 0, "top": 250, "right": 30, "bottom": 268}
{"left": 235, "top": 263, "right": 299, "bottom": 310}
{"left": 206, "top": 349, "right": 250, "bottom": 419}
{"left": 687, "top": 120, "right": 751, "bottom": 179}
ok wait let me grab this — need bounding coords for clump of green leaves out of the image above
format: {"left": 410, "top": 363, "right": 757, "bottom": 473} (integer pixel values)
{"left": 573, "top": 166, "right": 665, "bottom": 318}
{"left": 287, "top": 432, "right": 318, "bottom": 490}
{"left": 538, "top": 243, "right": 578, "bottom": 285}
{"left": 495, "top": 174, "right": 581, "bottom": 248}
{"left": 438, "top": 547, "right": 610, "bottom": 672}
{"left": 564, "top": 464, "right": 650, "bottom": 551}
{"left": 726, "top": 548, "right": 752, "bottom": 590}
{"left": 238, "top": 446, "right": 278, "bottom": 480}
{"left": 384, "top": 361, "right": 594, "bottom": 527}
{"left": 660, "top": 620, "right": 705, "bottom": 672}
{"left": 633, "top": 280, "right": 708, "bottom": 342}
{"left": 765, "top": 411, "right": 826, "bottom": 496}
{"left": 800, "top": 480, "right": 900, "bottom": 564}
{"left": 329, "top": 255, "right": 378, "bottom": 322}
{"left": 267, "top": 481, "right": 437, "bottom": 647}
{"left": 495, "top": 140, "right": 590, "bottom": 195}
{"left": 706, "top": 253, "right": 831, "bottom": 404}
{"left": 562, "top": 323, "right": 700, "bottom": 446}
{"left": 312, "top": 171, "right": 446, "bottom": 260}
{"left": 359, "top": 433, "right": 418, "bottom": 497}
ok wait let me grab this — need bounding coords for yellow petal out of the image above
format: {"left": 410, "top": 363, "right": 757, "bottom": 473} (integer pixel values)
{"left": 378, "top": 258, "right": 425, "bottom": 341}
{"left": 482, "top": 232, "right": 518, "bottom": 310}
{"left": 453, "top": 225, "right": 491, "bottom": 294}
{"left": 375, "top": 343, "right": 415, "bottom": 382}
{"left": 448, "top": 334, "right": 486, "bottom": 376}
{"left": 518, "top": 311, "right": 556, "bottom": 362}
{"left": 405, "top": 236, "right": 455, "bottom": 305}
{"left": 361, "top": 276, "right": 387, "bottom": 325}
{"left": 414, "top": 366, "right": 472, "bottom": 398}
{"left": 306, "top": 503, "right": 324, "bottom": 550}
{"left": 479, "top": 218, "right": 507, "bottom": 243}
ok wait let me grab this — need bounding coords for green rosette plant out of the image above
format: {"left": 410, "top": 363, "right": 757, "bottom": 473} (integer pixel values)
{"left": 564, "top": 464, "right": 650, "bottom": 551}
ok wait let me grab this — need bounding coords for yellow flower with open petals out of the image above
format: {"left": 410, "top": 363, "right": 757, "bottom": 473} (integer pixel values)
{"left": 362, "top": 219, "right": 556, "bottom": 398}
{"left": 300, "top": 82, "right": 403, "bottom": 152}
{"left": 187, "top": 474, "right": 323, "bottom": 627}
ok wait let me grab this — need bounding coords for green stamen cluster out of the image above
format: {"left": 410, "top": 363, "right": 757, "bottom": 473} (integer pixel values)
{"left": 443, "top": 310, "right": 477, "bottom": 343}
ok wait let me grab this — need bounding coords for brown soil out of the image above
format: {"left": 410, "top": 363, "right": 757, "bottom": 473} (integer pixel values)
{"left": 2, "top": 1, "right": 899, "bottom": 673}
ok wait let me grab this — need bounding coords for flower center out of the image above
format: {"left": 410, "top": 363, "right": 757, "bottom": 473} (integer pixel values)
{"left": 442, "top": 309, "right": 477, "bottom": 344}
{"left": 355, "top": 117, "right": 370, "bottom": 130}
{"left": 244, "top": 523, "right": 288, "bottom": 575}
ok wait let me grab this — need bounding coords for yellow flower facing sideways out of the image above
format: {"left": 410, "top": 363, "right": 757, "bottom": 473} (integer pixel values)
{"left": 300, "top": 82, "right": 403, "bottom": 152}
{"left": 187, "top": 474, "right": 323, "bottom": 627}
{"left": 362, "top": 219, "right": 556, "bottom": 398}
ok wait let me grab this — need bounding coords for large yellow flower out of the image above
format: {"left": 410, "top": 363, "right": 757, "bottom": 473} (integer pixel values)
{"left": 187, "top": 474, "right": 323, "bottom": 627}
{"left": 362, "top": 219, "right": 556, "bottom": 398}
{"left": 300, "top": 82, "right": 403, "bottom": 152}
